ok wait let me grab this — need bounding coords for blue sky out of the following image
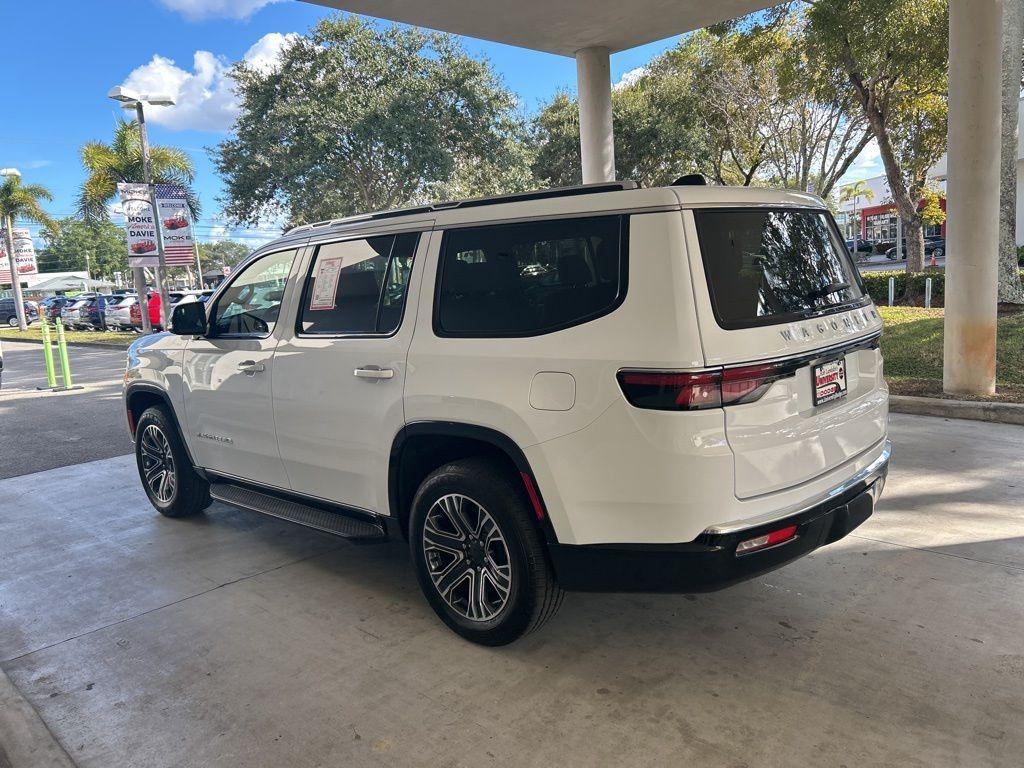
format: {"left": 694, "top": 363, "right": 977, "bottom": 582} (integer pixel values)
{"left": 2, "top": 0, "right": 884, "bottom": 250}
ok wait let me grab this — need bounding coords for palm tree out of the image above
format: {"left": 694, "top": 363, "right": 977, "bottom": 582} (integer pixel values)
{"left": 77, "top": 118, "right": 200, "bottom": 222}
{"left": 839, "top": 179, "right": 874, "bottom": 244}
{"left": 0, "top": 175, "right": 53, "bottom": 330}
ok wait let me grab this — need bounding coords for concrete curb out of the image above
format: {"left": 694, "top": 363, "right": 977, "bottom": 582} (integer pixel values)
{"left": 0, "top": 337, "right": 130, "bottom": 351}
{"left": 0, "top": 668, "right": 76, "bottom": 768}
{"left": 889, "top": 395, "right": 1024, "bottom": 425}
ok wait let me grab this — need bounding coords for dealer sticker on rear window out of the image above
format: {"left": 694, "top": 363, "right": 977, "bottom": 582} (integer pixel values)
{"left": 813, "top": 357, "right": 848, "bottom": 406}
{"left": 309, "top": 256, "right": 343, "bottom": 311}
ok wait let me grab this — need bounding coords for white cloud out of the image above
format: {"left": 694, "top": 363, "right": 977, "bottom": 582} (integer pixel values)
{"left": 119, "top": 32, "right": 296, "bottom": 132}
{"left": 241, "top": 31, "right": 298, "bottom": 73}
{"left": 839, "top": 138, "right": 883, "bottom": 185}
{"left": 158, "top": 0, "right": 283, "bottom": 21}
{"left": 613, "top": 66, "right": 648, "bottom": 90}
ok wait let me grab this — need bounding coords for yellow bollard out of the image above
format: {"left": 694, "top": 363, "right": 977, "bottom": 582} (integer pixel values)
{"left": 54, "top": 318, "right": 79, "bottom": 390}
{"left": 39, "top": 316, "right": 57, "bottom": 389}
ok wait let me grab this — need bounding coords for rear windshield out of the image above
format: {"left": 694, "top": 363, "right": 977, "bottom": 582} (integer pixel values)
{"left": 694, "top": 208, "right": 866, "bottom": 330}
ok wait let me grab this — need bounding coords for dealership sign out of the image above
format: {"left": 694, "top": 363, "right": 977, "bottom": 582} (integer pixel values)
{"left": 155, "top": 183, "right": 196, "bottom": 267}
{"left": 0, "top": 227, "right": 39, "bottom": 283}
{"left": 118, "top": 182, "right": 160, "bottom": 268}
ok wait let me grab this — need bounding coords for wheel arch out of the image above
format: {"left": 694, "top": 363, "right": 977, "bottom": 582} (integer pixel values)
{"left": 125, "top": 382, "right": 198, "bottom": 468}
{"left": 389, "top": 422, "right": 558, "bottom": 544}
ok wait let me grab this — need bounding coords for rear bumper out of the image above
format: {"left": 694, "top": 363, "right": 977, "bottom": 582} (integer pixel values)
{"left": 547, "top": 440, "right": 890, "bottom": 593}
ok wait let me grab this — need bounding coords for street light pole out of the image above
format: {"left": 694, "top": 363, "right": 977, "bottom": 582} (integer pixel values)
{"left": 0, "top": 168, "right": 28, "bottom": 331}
{"left": 109, "top": 87, "right": 177, "bottom": 333}
{"left": 133, "top": 102, "right": 171, "bottom": 331}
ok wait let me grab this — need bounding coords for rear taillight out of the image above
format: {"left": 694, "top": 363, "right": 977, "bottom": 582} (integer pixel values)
{"left": 616, "top": 371, "right": 721, "bottom": 410}
{"left": 617, "top": 361, "right": 799, "bottom": 411}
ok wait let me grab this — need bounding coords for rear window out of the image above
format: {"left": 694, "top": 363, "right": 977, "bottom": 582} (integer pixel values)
{"left": 435, "top": 215, "right": 627, "bottom": 337}
{"left": 694, "top": 208, "right": 866, "bottom": 330}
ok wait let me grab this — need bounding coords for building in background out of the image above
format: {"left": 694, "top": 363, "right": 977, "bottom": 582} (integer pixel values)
{"left": 835, "top": 164, "right": 947, "bottom": 243}
{"left": 837, "top": 97, "right": 1024, "bottom": 247}
{"left": 1, "top": 271, "right": 91, "bottom": 299}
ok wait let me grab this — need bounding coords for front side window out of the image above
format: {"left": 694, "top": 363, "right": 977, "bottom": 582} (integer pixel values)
{"left": 694, "top": 208, "right": 866, "bottom": 330}
{"left": 298, "top": 232, "right": 418, "bottom": 335}
{"left": 436, "top": 216, "right": 626, "bottom": 337}
{"left": 211, "top": 248, "right": 296, "bottom": 337}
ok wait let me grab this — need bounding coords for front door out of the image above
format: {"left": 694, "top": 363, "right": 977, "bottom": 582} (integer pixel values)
{"left": 182, "top": 246, "right": 300, "bottom": 489}
{"left": 273, "top": 229, "right": 429, "bottom": 513}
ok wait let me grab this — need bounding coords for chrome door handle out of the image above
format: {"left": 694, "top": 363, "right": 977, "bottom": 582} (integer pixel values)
{"left": 354, "top": 366, "right": 394, "bottom": 380}
{"left": 238, "top": 360, "right": 265, "bottom": 375}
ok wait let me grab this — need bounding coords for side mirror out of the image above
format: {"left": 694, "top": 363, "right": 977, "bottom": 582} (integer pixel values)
{"left": 170, "top": 300, "right": 207, "bottom": 336}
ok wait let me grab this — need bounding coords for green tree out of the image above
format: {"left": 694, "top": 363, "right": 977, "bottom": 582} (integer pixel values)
{"left": 804, "top": 0, "right": 949, "bottom": 272}
{"left": 77, "top": 118, "right": 199, "bottom": 222}
{"left": 215, "top": 15, "right": 534, "bottom": 227}
{"left": 531, "top": 68, "right": 708, "bottom": 188}
{"left": 531, "top": 15, "right": 869, "bottom": 196}
{"left": 38, "top": 218, "right": 128, "bottom": 280}
{"left": 999, "top": 0, "right": 1024, "bottom": 303}
{"left": 0, "top": 175, "right": 53, "bottom": 329}
{"left": 196, "top": 240, "right": 250, "bottom": 272}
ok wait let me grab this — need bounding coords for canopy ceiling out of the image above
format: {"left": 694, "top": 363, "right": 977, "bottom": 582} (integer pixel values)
{"left": 300, "top": 1, "right": 781, "bottom": 56}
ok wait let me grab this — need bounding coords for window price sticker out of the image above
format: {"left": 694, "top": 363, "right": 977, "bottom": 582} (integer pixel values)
{"left": 309, "top": 257, "right": 343, "bottom": 311}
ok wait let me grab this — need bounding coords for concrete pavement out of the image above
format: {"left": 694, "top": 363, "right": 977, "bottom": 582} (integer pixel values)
{"left": 0, "top": 341, "right": 132, "bottom": 479}
{"left": 1, "top": 413, "right": 1022, "bottom": 767}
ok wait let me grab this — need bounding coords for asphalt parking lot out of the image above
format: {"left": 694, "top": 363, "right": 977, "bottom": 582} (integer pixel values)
{"left": 857, "top": 252, "right": 945, "bottom": 272}
{"left": 1, "top": 413, "right": 1022, "bottom": 767}
{"left": 0, "top": 341, "right": 132, "bottom": 479}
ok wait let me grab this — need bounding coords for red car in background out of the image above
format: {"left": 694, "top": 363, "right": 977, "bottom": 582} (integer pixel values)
{"left": 131, "top": 240, "right": 157, "bottom": 255}
{"left": 129, "top": 291, "right": 163, "bottom": 331}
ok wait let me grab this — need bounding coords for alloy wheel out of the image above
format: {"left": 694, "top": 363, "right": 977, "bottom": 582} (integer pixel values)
{"left": 422, "top": 493, "right": 513, "bottom": 622}
{"left": 140, "top": 424, "right": 176, "bottom": 504}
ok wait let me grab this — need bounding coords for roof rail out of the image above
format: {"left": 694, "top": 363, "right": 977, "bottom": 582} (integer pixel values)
{"left": 285, "top": 181, "right": 639, "bottom": 235}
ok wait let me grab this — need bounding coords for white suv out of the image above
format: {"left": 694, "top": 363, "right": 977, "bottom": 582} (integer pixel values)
{"left": 124, "top": 181, "right": 890, "bottom": 645}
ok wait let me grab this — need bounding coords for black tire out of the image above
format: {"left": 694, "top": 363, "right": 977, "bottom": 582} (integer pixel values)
{"left": 134, "top": 405, "right": 211, "bottom": 518}
{"left": 409, "top": 458, "right": 563, "bottom": 646}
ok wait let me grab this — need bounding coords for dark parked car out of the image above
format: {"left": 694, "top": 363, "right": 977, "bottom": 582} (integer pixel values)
{"left": 39, "top": 295, "right": 76, "bottom": 321}
{"left": 78, "top": 295, "right": 118, "bottom": 330}
{"left": 845, "top": 238, "right": 875, "bottom": 255}
{"left": 886, "top": 237, "right": 945, "bottom": 260}
{"left": 0, "top": 298, "right": 39, "bottom": 327}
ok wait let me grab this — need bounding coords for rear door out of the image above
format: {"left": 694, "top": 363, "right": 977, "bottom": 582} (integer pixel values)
{"left": 272, "top": 228, "right": 429, "bottom": 513}
{"left": 683, "top": 207, "right": 887, "bottom": 498}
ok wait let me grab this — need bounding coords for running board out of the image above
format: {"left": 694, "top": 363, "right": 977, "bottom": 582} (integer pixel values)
{"left": 209, "top": 482, "right": 386, "bottom": 540}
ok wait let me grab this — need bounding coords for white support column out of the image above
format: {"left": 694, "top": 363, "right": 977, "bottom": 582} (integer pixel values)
{"left": 943, "top": 0, "right": 1003, "bottom": 395}
{"left": 575, "top": 46, "right": 615, "bottom": 183}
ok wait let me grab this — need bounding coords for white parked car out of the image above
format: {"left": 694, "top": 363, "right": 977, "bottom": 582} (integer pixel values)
{"left": 61, "top": 298, "right": 88, "bottom": 330}
{"left": 105, "top": 294, "right": 138, "bottom": 331}
{"left": 168, "top": 290, "right": 214, "bottom": 308}
{"left": 124, "top": 180, "right": 890, "bottom": 645}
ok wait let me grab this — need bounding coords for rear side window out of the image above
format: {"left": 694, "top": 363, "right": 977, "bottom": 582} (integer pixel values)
{"left": 298, "top": 232, "right": 418, "bottom": 335}
{"left": 694, "top": 208, "right": 866, "bottom": 330}
{"left": 435, "top": 215, "right": 627, "bottom": 337}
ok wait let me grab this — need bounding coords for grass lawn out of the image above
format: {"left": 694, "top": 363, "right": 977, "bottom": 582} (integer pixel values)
{"left": 879, "top": 306, "right": 1024, "bottom": 402}
{"left": 0, "top": 325, "right": 137, "bottom": 348}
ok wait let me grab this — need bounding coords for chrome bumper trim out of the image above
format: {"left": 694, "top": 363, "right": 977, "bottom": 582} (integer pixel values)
{"left": 703, "top": 439, "right": 892, "bottom": 536}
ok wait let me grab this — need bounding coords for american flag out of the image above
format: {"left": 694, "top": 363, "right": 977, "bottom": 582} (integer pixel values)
{"left": 155, "top": 183, "right": 197, "bottom": 267}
